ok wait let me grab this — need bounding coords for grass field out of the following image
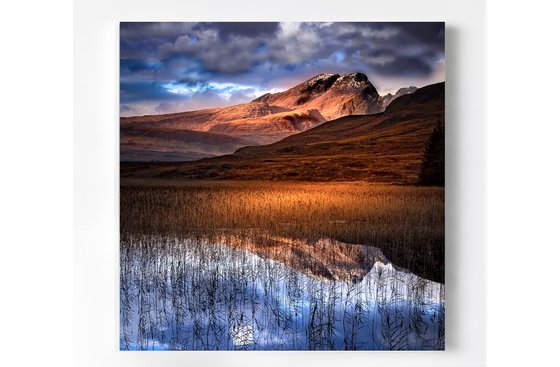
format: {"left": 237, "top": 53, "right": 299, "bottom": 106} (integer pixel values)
{"left": 121, "top": 180, "right": 444, "bottom": 283}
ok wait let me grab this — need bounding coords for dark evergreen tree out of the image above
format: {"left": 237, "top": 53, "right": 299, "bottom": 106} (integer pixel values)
{"left": 418, "top": 120, "right": 444, "bottom": 186}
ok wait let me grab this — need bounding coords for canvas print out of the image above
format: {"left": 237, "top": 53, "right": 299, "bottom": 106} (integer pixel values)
{"left": 120, "top": 22, "right": 445, "bottom": 351}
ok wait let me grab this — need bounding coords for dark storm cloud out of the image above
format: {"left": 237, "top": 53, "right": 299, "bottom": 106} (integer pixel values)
{"left": 120, "top": 22, "right": 195, "bottom": 41}
{"left": 325, "top": 22, "right": 444, "bottom": 77}
{"left": 351, "top": 22, "right": 444, "bottom": 46}
{"left": 120, "top": 59, "right": 162, "bottom": 75}
{"left": 120, "top": 22, "right": 445, "bottom": 116}
{"left": 198, "top": 22, "right": 280, "bottom": 40}
{"left": 120, "top": 22, "right": 196, "bottom": 59}
{"left": 395, "top": 22, "right": 445, "bottom": 48}
{"left": 373, "top": 55, "right": 433, "bottom": 77}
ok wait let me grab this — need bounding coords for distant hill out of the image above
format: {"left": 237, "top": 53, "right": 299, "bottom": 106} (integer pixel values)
{"left": 379, "top": 86, "right": 418, "bottom": 109}
{"left": 121, "top": 82, "right": 445, "bottom": 184}
{"left": 120, "top": 126, "right": 254, "bottom": 162}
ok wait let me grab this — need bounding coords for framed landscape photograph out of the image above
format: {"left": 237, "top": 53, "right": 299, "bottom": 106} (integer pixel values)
{"left": 119, "top": 21, "right": 446, "bottom": 351}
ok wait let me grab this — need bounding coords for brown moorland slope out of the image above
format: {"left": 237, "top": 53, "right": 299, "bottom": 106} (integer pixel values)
{"left": 121, "top": 82, "right": 444, "bottom": 184}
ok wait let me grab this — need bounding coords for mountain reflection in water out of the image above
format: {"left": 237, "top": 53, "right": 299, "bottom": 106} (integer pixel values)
{"left": 120, "top": 235, "right": 445, "bottom": 350}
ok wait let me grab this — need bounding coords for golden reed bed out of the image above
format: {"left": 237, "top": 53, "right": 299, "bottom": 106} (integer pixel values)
{"left": 121, "top": 181, "right": 444, "bottom": 282}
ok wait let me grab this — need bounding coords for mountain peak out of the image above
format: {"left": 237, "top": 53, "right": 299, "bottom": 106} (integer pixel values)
{"left": 252, "top": 72, "right": 382, "bottom": 119}
{"left": 301, "top": 72, "right": 375, "bottom": 92}
{"left": 331, "top": 73, "right": 379, "bottom": 100}
{"left": 379, "top": 85, "right": 419, "bottom": 109}
{"left": 306, "top": 73, "right": 339, "bottom": 82}
{"left": 395, "top": 86, "right": 418, "bottom": 98}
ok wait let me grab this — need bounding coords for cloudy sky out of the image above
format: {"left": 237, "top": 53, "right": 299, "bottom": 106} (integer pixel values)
{"left": 120, "top": 22, "right": 444, "bottom": 116}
